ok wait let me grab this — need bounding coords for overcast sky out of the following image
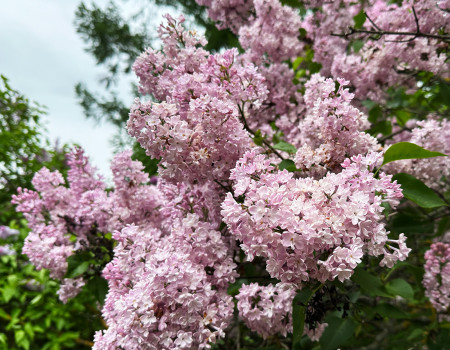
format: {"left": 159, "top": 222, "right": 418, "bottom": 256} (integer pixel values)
{"left": 0, "top": 0, "right": 157, "bottom": 179}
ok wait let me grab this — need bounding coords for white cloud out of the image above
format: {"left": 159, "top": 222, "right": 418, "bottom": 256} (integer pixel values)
{"left": 0, "top": 0, "right": 124, "bottom": 179}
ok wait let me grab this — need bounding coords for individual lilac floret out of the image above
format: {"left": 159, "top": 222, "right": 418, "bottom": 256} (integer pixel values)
{"left": 423, "top": 242, "right": 450, "bottom": 312}
{"left": 222, "top": 150, "right": 408, "bottom": 286}
{"left": 236, "top": 283, "right": 295, "bottom": 339}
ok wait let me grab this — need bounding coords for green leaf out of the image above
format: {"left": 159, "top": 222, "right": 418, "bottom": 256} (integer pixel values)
{"left": 393, "top": 173, "right": 447, "bottom": 208}
{"left": 382, "top": 142, "right": 447, "bottom": 167}
{"left": 292, "top": 289, "right": 313, "bottom": 350}
{"left": 86, "top": 276, "right": 108, "bottom": 304}
{"left": 394, "top": 110, "right": 411, "bottom": 126}
{"left": 273, "top": 141, "right": 297, "bottom": 154}
{"left": 351, "top": 268, "right": 391, "bottom": 297}
{"left": 65, "top": 251, "right": 93, "bottom": 278}
{"left": 320, "top": 316, "right": 356, "bottom": 350}
{"left": 279, "top": 159, "right": 298, "bottom": 172}
{"left": 351, "top": 40, "right": 364, "bottom": 53}
{"left": 376, "top": 303, "right": 409, "bottom": 319}
{"left": 292, "top": 56, "right": 303, "bottom": 70}
{"left": 15, "top": 330, "right": 25, "bottom": 344}
{"left": 65, "top": 261, "right": 90, "bottom": 279}
{"left": 368, "top": 120, "right": 392, "bottom": 136}
{"left": 386, "top": 278, "right": 414, "bottom": 299}
{"left": 3, "top": 285, "right": 16, "bottom": 302}
{"left": 353, "top": 11, "right": 366, "bottom": 29}
{"left": 368, "top": 105, "right": 383, "bottom": 123}
{"left": 253, "top": 129, "right": 264, "bottom": 146}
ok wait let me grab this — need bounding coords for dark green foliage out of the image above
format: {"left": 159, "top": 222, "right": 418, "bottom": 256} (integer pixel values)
{"left": 0, "top": 222, "right": 104, "bottom": 350}
{"left": 75, "top": 2, "right": 150, "bottom": 79}
{"left": 0, "top": 76, "right": 68, "bottom": 224}
{"left": 0, "top": 78, "right": 104, "bottom": 349}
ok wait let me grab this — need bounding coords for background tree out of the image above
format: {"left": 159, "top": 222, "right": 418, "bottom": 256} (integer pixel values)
{"left": 0, "top": 76, "right": 104, "bottom": 350}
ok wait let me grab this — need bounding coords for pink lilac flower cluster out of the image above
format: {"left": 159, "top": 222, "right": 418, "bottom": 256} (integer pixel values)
{"left": 222, "top": 150, "right": 408, "bottom": 286}
{"left": 302, "top": 0, "right": 449, "bottom": 101}
{"left": 423, "top": 242, "right": 450, "bottom": 312}
{"left": 195, "top": 0, "right": 253, "bottom": 33}
{"left": 293, "top": 74, "right": 379, "bottom": 177}
{"left": 130, "top": 15, "right": 268, "bottom": 183}
{"left": 95, "top": 183, "right": 237, "bottom": 349}
{"left": 384, "top": 118, "right": 450, "bottom": 190}
{"left": 0, "top": 226, "right": 19, "bottom": 256}
{"left": 236, "top": 283, "right": 295, "bottom": 338}
{"left": 236, "top": 283, "right": 328, "bottom": 341}
{"left": 0, "top": 226, "right": 19, "bottom": 239}
{"left": 238, "top": 0, "right": 303, "bottom": 64}
{"left": 12, "top": 148, "right": 163, "bottom": 302}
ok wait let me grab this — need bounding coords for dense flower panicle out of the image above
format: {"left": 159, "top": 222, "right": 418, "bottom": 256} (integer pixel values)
{"left": 238, "top": 0, "right": 303, "bottom": 63}
{"left": 127, "top": 98, "right": 252, "bottom": 183}
{"left": 97, "top": 188, "right": 237, "bottom": 349}
{"left": 0, "top": 245, "right": 16, "bottom": 256}
{"left": 294, "top": 75, "right": 379, "bottom": 176}
{"left": 236, "top": 283, "right": 328, "bottom": 341}
{"left": 96, "top": 247, "right": 234, "bottom": 350}
{"left": 133, "top": 15, "right": 208, "bottom": 100}
{"left": 423, "top": 242, "right": 450, "bottom": 312}
{"left": 57, "top": 278, "right": 86, "bottom": 304}
{"left": 195, "top": 0, "right": 253, "bottom": 33}
{"left": 108, "top": 150, "right": 164, "bottom": 231}
{"left": 12, "top": 149, "right": 163, "bottom": 302}
{"left": 236, "top": 283, "right": 295, "bottom": 338}
{"left": 384, "top": 119, "right": 450, "bottom": 190}
{"left": 130, "top": 16, "right": 270, "bottom": 183}
{"left": 222, "top": 150, "right": 407, "bottom": 285}
{"left": 0, "top": 226, "right": 19, "bottom": 239}
{"left": 303, "top": 0, "right": 449, "bottom": 101}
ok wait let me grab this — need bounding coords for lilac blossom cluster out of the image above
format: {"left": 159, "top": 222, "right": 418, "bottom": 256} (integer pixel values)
{"left": 236, "top": 283, "right": 295, "bottom": 338}
{"left": 0, "top": 226, "right": 19, "bottom": 256}
{"left": 200, "top": 0, "right": 448, "bottom": 102}
{"left": 94, "top": 182, "right": 237, "bottom": 349}
{"left": 130, "top": 15, "right": 268, "bottom": 183}
{"left": 293, "top": 74, "right": 379, "bottom": 176}
{"left": 12, "top": 148, "right": 163, "bottom": 303}
{"left": 423, "top": 242, "right": 450, "bottom": 312}
{"left": 222, "top": 150, "right": 408, "bottom": 286}
{"left": 302, "top": 0, "right": 449, "bottom": 101}
{"left": 236, "top": 283, "right": 328, "bottom": 341}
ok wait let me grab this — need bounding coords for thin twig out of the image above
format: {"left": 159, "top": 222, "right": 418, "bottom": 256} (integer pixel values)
{"left": 333, "top": 8, "right": 449, "bottom": 42}
{"left": 366, "top": 13, "right": 382, "bottom": 31}
{"left": 379, "top": 127, "right": 412, "bottom": 143}
{"left": 237, "top": 103, "right": 285, "bottom": 160}
{"left": 331, "top": 27, "right": 450, "bottom": 41}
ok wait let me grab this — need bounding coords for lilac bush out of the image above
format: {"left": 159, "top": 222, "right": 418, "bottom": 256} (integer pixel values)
{"left": 13, "top": 0, "right": 450, "bottom": 348}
